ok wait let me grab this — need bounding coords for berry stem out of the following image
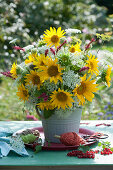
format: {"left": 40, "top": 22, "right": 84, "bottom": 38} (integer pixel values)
{"left": 54, "top": 135, "right": 60, "bottom": 139}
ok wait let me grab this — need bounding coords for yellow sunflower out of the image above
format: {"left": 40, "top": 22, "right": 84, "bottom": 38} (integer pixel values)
{"left": 73, "top": 74, "right": 98, "bottom": 105}
{"left": 17, "top": 84, "right": 29, "bottom": 102}
{"left": 33, "top": 54, "right": 49, "bottom": 69}
{"left": 43, "top": 27, "right": 65, "bottom": 48}
{"left": 40, "top": 57, "right": 63, "bottom": 84}
{"left": 25, "top": 52, "right": 38, "bottom": 64}
{"left": 105, "top": 65, "right": 112, "bottom": 87}
{"left": 50, "top": 88, "right": 74, "bottom": 110}
{"left": 85, "top": 54, "right": 99, "bottom": 76}
{"left": 69, "top": 42, "right": 81, "bottom": 53}
{"left": 37, "top": 101, "right": 55, "bottom": 110}
{"left": 24, "top": 70, "right": 43, "bottom": 89}
{"left": 10, "top": 62, "right": 17, "bottom": 79}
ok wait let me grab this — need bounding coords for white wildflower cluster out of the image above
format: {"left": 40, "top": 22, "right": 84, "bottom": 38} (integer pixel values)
{"left": 23, "top": 44, "right": 56, "bottom": 60}
{"left": 37, "top": 45, "right": 48, "bottom": 54}
{"left": 56, "top": 46, "right": 67, "bottom": 57}
{"left": 10, "top": 135, "right": 25, "bottom": 153}
{"left": 55, "top": 105, "right": 81, "bottom": 119}
{"left": 73, "top": 97, "right": 81, "bottom": 107}
{"left": 65, "top": 28, "right": 81, "bottom": 35}
{"left": 28, "top": 95, "right": 37, "bottom": 106}
{"left": 71, "top": 58, "right": 85, "bottom": 68}
{"left": 75, "top": 59, "right": 85, "bottom": 68}
{"left": 44, "top": 81, "right": 58, "bottom": 92}
{"left": 62, "top": 70, "right": 80, "bottom": 89}
{"left": 23, "top": 47, "right": 38, "bottom": 59}
{"left": 23, "top": 45, "right": 34, "bottom": 51}
{"left": 55, "top": 108, "right": 72, "bottom": 119}
{"left": 26, "top": 86, "right": 39, "bottom": 106}
{"left": 71, "top": 52, "right": 85, "bottom": 68}
{"left": 19, "top": 62, "right": 26, "bottom": 68}
{"left": 12, "top": 76, "right": 22, "bottom": 87}
{"left": 23, "top": 53, "right": 30, "bottom": 59}
{"left": 57, "top": 47, "right": 85, "bottom": 68}
{"left": 89, "top": 50, "right": 97, "bottom": 56}
{"left": 24, "top": 100, "right": 35, "bottom": 111}
{"left": 97, "top": 50, "right": 113, "bottom": 69}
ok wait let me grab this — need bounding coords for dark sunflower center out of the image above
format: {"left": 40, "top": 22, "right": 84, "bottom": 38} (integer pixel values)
{"left": 29, "top": 64, "right": 36, "bottom": 70}
{"left": 47, "top": 65, "right": 59, "bottom": 77}
{"left": 77, "top": 83, "right": 86, "bottom": 95}
{"left": 90, "top": 62, "right": 94, "bottom": 69}
{"left": 70, "top": 47, "right": 75, "bottom": 53}
{"left": 32, "top": 75, "right": 40, "bottom": 85}
{"left": 23, "top": 90, "right": 28, "bottom": 97}
{"left": 51, "top": 35, "right": 59, "bottom": 43}
{"left": 40, "top": 61, "right": 44, "bottom": 66}
{"left": 56, "top": 92, "right": 68, "bottom": 102}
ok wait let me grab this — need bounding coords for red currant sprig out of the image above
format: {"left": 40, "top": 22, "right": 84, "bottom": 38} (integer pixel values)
{"left": 67, "top": 150, "right": 95, "bottom": 159}
{"left": 67, "top": 148, "right": 113, "bottom": 159}
{"left": 67, "top": 150, "right": 83, "bottom": 157}
{"left": 90, "top": 149, "right": 99, "bottom": 154}
{"left": 101, "top": 148, "right": 113, "bottom": 155}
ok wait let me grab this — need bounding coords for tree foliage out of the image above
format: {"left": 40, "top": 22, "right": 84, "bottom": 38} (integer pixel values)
{"left": 95, "top": 0, "right": 113, "bottom": 15}
{"left": 0, "top": 0, "right": 112, "bottom": 71}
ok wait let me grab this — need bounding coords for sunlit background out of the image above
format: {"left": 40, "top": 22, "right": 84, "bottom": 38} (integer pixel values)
{"left": 0, "top": 0, "right": 113, "bottom": 120}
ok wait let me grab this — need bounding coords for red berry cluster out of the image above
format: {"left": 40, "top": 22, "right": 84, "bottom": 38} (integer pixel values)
{"left": 90, "top": 149, "right": 99, "bottom": 154}
{"left": 67, "top": 150, "right": 95, "bottom": 159}
{"left": 67, "top": 148, "right": 113, "bottom": 159}
{"left": 101, "top": 148, "right": 112, "bottom": 155}
{"left": 67, "top": 150, "right": 83, "bottom": 156}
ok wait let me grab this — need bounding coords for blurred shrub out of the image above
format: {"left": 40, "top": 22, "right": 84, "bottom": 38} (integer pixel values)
{"left": 95, "top": 0, "right": 113, "bottom": 15}
{"left": 0, "top": 0, "right": 112, "bottom": 71}
{"left": 96, "top": 80, "right": 113, "bottom": 120}
{"left": 0, "top": 0, "right": 32, "bottom": 71}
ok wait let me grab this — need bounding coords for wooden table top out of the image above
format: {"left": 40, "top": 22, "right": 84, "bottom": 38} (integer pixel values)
{"left": 0, "top": 120, "right": 113, "bottom": 170}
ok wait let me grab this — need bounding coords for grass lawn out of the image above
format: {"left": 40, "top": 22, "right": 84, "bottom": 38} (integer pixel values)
{"left": 0, "top": 77, "right": 38, "bottom": 120}
{"left": 93, "top": 41, "right": 113, "bottom": 52}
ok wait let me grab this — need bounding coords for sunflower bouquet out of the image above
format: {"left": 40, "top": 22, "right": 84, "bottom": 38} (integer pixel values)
{"left": 6, "top": 27, "right": 112, "bottom": 119}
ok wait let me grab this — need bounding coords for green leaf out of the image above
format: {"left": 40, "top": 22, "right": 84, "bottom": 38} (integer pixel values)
{"left": 78, "top": 145, "right": 90, "bottom": 153}
{"left": 96, "top": 78, "right": 102, "bottom": 84}
{"left": 35, "top": 145, "right": 42, "bottom": 153}
{"left": 98, "top": 85, "right": 107, "bottom": 91}
{"left": 94, "top": 93, "right": 101, "bottom": 101}
{"left": 98, "top": 142, "right": 102, "bottom": 147}
{"left": 45, "top": 139, "right": 51, "bottom": 147}
{"left": 105, "top": 141, "right": 110, "bottom": 145}
{"left": 21, "top": 134, "right": 37, "bottom": 144}
{"left": 102, "top": 145, "right": 106, "bottom": 149}
{"left": 43, "top": 109, "right": 55, "bottom": 119}
{"left": 110, "top": 147, "right": 113, "bottom": 151}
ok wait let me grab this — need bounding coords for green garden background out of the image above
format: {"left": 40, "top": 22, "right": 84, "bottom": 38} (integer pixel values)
{"left": 0, "top": 0, "right": 113, "bottom": 121}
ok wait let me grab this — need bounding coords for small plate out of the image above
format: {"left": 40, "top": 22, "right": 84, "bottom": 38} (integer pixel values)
{"left": 15, "top": 127, "right": 98, "bottom": 151}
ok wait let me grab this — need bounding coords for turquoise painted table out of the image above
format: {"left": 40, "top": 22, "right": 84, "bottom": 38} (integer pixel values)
{"left": 0, "top": 120, "right": 113, "bottom": 170}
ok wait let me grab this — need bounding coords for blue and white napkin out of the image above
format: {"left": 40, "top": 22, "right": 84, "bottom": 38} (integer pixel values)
{"left": 0, "top": 128, "right": 29, "bottom": 158}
